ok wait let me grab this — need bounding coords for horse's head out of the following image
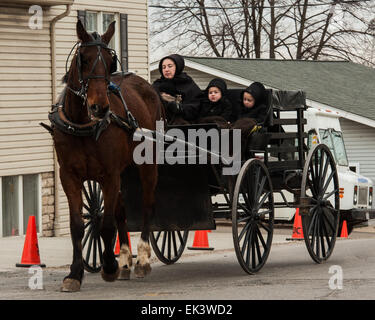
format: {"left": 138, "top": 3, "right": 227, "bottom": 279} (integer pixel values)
{"left": 70, "top": 19, "right": 117, "bottom": 120}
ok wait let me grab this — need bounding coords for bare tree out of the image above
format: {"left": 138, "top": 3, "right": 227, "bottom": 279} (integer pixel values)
{"left": 150, "top": 0, "right": 375, "bottom": 66}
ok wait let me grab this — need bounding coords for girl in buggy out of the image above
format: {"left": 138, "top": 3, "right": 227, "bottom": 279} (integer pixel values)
{"left": 231, "top": 81, "right": 269, "bottom": 159}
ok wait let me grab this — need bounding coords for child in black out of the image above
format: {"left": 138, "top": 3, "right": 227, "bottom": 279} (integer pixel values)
{"left": 231, "top": 81, "right": 268, "bottom": 157}
{"left": 197, "top": 78, "right": 233, "bottom": 128}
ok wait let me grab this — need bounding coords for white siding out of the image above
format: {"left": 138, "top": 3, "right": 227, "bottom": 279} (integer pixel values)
{"left": 340, "top": 118, "right": 375, "bottom": 183}
{"left": 0, "top": 6, "right": 54, "bottom": 177}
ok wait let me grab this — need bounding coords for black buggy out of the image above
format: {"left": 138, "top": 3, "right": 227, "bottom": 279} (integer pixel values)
{"left": 81, "top": 89, "right": 340, "bottom": 275}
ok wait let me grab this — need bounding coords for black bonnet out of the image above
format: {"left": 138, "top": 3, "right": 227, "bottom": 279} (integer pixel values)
{"left": 158, "top": 54, "right": 185, "bottom": 77}
{"left": 205, "top": 78, "right": 227, "bottom": 95}
{"left": 242, "top": 82, "right": 266, "bottom": 105}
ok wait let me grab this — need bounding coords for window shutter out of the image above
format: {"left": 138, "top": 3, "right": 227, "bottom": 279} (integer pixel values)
{"left": 120, "top": 13, "right": 128, "bottom": 72}
{"left": 78, "top": 10, "right": 86, "bottom": 27}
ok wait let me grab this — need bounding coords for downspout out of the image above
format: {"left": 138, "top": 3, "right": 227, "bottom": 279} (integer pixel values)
{"left": 146, "top": 2, "right": 151, "bottom": 82}
{"left": 50, "top": 4, "right": 72, "bottom": 236}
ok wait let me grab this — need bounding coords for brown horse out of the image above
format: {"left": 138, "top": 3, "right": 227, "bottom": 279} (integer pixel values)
{"left": 51, "top": 20, "right": 162, "bottom": 292}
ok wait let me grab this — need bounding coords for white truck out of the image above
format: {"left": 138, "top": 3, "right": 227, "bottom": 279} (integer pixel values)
{"left": 275, "top": 107, "right": 375, "bottom": 234}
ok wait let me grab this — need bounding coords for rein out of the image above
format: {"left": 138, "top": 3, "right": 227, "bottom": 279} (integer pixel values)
{"left": 40, "top": 33, "right": 138, "bottom": 140}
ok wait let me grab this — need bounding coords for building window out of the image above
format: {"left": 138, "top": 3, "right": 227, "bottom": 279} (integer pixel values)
{"left": 103, "top": 13, "right": 116, "bottom": 49}
{"left": 23, "top": 174, "right": 40, "bottom": 234}
{"left": 85, "top": 11, "right": 117, "bottom": 51}
{"left": 2, "top": 176, "right": 19, "bottom": 236}
{"left": 1, "top": 174, "right": 41, "bottom": 237}
{"left": 86, "top": 12, "right": 98, "bottom": 34}
{"left": 78, "top": 10, "right": 128, "bottom": 71}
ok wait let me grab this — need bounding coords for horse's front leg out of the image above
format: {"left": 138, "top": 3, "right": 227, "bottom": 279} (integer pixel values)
{"left": 134, "top": 164, "right": 157, "bottom": 278}
{"left": 115, "top": 192, "right": 133, "bottom": 280}
{"left": 100, "top": 177, "right": 121, "bottom": 282}
{"left": 60, "top": 172, "right": 84, "bottom": 292}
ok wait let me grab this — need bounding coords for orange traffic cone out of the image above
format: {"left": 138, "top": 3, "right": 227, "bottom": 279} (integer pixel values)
{"left": 188, "top": 230, "right": 214, "bottom": 250}
{"left": 287, "top": 208, "right": 304, "bottom": 240}
{"left": 114, "top": 232, "right": 132, "bottom": 256}
{"left": 114, "top": 233, "right": 120, "bottom": 256}
{"left": 16, "top": 216, "right": 45, "bottom": 267}
{"left": 340, "top": 220, "right": 348, "bottom": 238}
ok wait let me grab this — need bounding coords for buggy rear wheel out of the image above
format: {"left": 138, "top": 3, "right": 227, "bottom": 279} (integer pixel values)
{"left": 232, "top": 159, "right": 274, "bottom": 274}
{"left": 82, "top": 180, "right": 105, "bottom": 273}
{"left": 301, "top": 144, "right": 340, "bottom": 263}
{"left": 150, "top": 230, "right": 189, "bottom": 265}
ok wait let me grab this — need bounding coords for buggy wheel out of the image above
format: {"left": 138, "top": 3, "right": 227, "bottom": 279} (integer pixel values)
{"left": 301, "top": 144, "right": 340, "bottom": 263}
{"left": 232, "top": 159, "right": 274, "bottom": 274}
{"left": 150, "top": 230, "right": 189, "bottom": 265}
{"left": 82, "top": 180, "right": 105, "bottom": 273}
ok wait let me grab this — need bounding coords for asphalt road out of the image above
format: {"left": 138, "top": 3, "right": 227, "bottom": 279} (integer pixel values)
{"left": 1, "top": 227, "right": 375, "bottom": 301}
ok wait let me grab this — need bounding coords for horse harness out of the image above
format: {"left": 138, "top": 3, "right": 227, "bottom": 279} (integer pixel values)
{"left": 41, "top": 32, "right": 139, "bottom": 140}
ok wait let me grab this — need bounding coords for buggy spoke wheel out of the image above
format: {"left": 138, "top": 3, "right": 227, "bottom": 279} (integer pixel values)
{"left": 301, "top": 144, "right": 340, "bottom": 263}
{"left": 232, "top": 159, "right": 274, "bottom": 274}
{"left": 150, "top": 230, "right": 189, "bottom": 265}
{"left": 82, "top": 180, "right": 105, "bottom": 273}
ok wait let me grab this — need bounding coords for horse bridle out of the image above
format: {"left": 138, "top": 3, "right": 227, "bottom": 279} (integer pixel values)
{"left": 65, "top": 32, "right": 118, "bottom": 102}
{"left": 64, "top": 32, "right": 138, "bottom": 130}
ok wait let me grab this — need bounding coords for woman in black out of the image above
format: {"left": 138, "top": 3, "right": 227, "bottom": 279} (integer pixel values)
{"left": 152, "top": 54, "right": 202, "bottom": 125}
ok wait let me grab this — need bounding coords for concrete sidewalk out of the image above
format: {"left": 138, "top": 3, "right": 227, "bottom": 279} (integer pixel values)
{"left": 0, "top": 225, "right": 292, "bottom": 272}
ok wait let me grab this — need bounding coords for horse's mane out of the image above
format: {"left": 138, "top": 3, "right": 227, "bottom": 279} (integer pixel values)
{"left": 56, "top": 85, "right": 67, "bottom": 108}
{"left": 62, "top": 72, "right": 69, "bottom": 84}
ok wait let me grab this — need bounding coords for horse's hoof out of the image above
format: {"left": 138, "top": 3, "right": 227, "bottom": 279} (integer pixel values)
{"left": 60, "top": 278, "right": 81, "bottom": 292}
{"left": 134, "top": 263, "right": 152, "bottom": 278}
{"left": 117, "top": 267, "right": 131, "bottom": 280}
{"left": 101, "top": 266, "right": 120, "bottom": 282}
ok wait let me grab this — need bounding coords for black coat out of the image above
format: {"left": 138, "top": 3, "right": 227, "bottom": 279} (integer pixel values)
{"left": 152, "top": 72, "right": 202, "bottom": 122}
{"left": 238, "top": 103, "right": 268, "bottom": 124}
{"left": 199, "top": 97, "right": 232, "bottom": 122}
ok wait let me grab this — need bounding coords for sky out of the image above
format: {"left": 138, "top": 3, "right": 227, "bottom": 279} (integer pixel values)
{"left": 147, "top": 1, "right": 375, "bottom": 66}
{"left": 148, "top": 6, "right": 176, "bottom": 63}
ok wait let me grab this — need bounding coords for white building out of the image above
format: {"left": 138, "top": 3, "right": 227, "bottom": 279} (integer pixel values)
{"left": 0, "top": 0, "right": 150, "bottom": 237}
